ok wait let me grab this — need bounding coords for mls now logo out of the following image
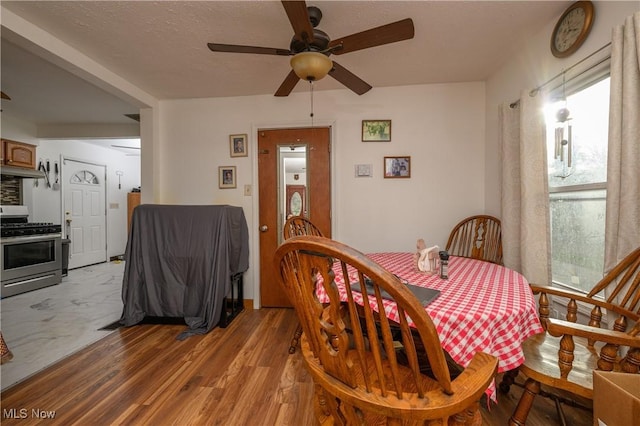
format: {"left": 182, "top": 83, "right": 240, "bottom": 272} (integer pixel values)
{"left": 3, "top": 408, "right": 56, "bottom": 419}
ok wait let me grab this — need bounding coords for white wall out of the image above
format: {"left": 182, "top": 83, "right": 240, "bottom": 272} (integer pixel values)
{"left": 483, "top": 1, "right": 639, "bottom": 217}
{"left": 1, "top": 115, "right": 40, "bottom": 145}
{"left": 157, "top": 81, "right": 486, "bottom": 303}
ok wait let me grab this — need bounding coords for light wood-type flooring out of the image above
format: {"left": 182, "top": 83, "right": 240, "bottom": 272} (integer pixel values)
{"left": 1, "top": 308, "right": 592, "bottom": 425}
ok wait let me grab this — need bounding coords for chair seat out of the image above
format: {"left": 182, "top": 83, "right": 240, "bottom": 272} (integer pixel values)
{"left": 520, "top": 332, "right": 603, "bottom": 400}
{"left": 301, "top": 337, "right": 497, "bottom": 423}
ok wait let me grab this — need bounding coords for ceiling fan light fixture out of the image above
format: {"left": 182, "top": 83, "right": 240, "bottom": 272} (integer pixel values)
{"left": 290, "top": 51, "right": 332, "bottom": 81}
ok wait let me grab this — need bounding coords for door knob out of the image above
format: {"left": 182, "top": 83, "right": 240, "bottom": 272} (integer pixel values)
{"left": 260, "top": 225, "right": 268, "bottom": 232}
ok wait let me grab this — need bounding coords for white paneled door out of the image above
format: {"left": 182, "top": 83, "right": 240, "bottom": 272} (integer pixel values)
{"left": 63, "top": 159, "right": 107, "bottom": 269}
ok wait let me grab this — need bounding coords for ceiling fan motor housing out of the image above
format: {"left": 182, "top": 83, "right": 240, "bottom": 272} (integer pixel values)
{"left": 290, "top": 28, "right": 330, "bottom": 53}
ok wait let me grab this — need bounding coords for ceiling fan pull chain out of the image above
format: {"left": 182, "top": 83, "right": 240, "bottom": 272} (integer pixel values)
{"left": 309, "top": 81, "right": 315, "bottom": 128}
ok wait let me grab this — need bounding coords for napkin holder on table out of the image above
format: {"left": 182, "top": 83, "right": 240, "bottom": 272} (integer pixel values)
{"left": 417, "top": 245, "right": 439, "bottom": 274}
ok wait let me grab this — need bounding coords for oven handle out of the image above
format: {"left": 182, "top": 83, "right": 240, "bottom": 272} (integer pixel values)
{"left": 1, "top": 233, "right": 62, "bottom": 244}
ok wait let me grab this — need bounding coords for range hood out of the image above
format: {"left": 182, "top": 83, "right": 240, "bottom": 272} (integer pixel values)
{"left": 1, "top": 165, "right": 46, "bottom": 179}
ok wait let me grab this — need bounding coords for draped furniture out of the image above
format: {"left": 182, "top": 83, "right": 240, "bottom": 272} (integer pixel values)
{"left": 121, "top": 204, "right": 249, "bottom": 340}
{"left": 275, "top": 235, "right": 498, "bottom": 425}
{"left": 446, "top": 215, "right": 503, "bottom": 265}
{"left": 282, "top": 215, "right": 324, "bottom": 354}
{"left": 503, "top": 246, "right": 640, "bottom": 425}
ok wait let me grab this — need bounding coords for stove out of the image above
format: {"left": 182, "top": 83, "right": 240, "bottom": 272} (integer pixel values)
{"left": 1, "top": 222, "right": 62, "bottom": 238}
{"left": 1, "top": 205, "right": 62, "bottom": 297}
{"left": 0, "top": 205, "right": 62, "bottom": 237}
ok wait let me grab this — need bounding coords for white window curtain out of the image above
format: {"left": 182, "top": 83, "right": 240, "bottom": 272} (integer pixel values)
{"left": 499, "top": 93, "right": 551, "bottom": 285}
{"left": 604, "top": 11, "right": 640, "bottom": 274}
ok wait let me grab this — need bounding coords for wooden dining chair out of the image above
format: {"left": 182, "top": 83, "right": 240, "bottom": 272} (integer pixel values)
{"left": 1, "top": 332, "right": 13, "bottom": 364}
{"left": 446, "top": 215, "right": 503, "bottom": 265}
{"left": 284, "top": 216, "right": 323, "bottom": 240}
{"left": 502, "top": 246, "right": 640, "bottom": 425}
{"left": 283, "top": 215, "right": 324, "bottom": 354}
{"left": 274, "top": 235, "right": 498, "bottom": 425}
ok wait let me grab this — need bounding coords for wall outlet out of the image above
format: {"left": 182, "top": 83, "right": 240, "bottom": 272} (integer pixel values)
{"left": 244, "top": 184, "right": 252, "bottom": 196}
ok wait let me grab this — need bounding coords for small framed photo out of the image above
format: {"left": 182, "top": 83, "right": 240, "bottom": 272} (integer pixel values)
{"left": 219, "top": 166, "right": 237, "bottom": 188}
{"left": 229, "top": 134, "right": 248, "bottom": 157}
{"left": 384, "top": 156, "right": 411, "bottom": 178}
{"left": 362, "top": 120, "right": 391, "bottom": 142}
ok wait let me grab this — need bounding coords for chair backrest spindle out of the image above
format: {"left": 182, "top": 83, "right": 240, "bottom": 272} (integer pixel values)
{"left": 587, "top": 247, "right": 640, "bottom": 313}
{"left": 283, "top": 215, "right": 323, "bottom": 239}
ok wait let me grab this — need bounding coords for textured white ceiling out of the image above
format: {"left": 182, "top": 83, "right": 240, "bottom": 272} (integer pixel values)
{"left": 0, "top": 1, "right": 571, "bottom": 128}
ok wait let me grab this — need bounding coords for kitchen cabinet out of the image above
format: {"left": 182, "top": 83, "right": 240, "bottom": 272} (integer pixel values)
{"left": 127, "top": 192, "right": 141, "bottom": 230}
{"left": 2, "top": 139, "right": 37, "bottom": 169}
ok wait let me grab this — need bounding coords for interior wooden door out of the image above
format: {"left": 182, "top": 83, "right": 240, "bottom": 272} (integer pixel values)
{"left": 285, "top": 185, "right": 306, "bottom": 217}
{"left": 258, "top": 127, "right": 331, "bottom": 307}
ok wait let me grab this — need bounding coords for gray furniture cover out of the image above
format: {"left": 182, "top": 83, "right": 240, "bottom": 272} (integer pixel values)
{"left": 120, "top": 204, "right": 249, "bottom": 339}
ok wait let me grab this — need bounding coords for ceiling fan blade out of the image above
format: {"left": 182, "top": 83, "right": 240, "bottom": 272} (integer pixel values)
{"left": 328, "top": 18, "right": 414, "bottom": 55}
{"left": 207, "top": 43, "right": 291, "bottom": 56}
{"left": 1, "top": 91, "right": 11, "bottom": 100}
{"left": 275, "top": 70, "right": 301, "bottom": 97}
{"left": 281, "top": 1, "right": 314, "bottom": 43}
{"left": 328, "top": 62, "right": 372, "bottom": 96}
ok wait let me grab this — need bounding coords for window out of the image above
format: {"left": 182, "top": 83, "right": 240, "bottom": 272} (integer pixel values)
{"left": 545, "top": 77, "right": 610, "bottom": 293}
{"left": 70, "top": 170, "right": 99, "bottom": 185}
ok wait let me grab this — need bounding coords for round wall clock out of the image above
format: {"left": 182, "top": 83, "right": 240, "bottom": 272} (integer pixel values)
{"left": 551, "top": 1, "right": 595, "bottom": 58}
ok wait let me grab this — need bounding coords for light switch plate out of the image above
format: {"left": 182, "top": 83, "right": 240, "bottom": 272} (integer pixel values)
{"left": 355, "top": 164, "right": 372, "bottom": 177}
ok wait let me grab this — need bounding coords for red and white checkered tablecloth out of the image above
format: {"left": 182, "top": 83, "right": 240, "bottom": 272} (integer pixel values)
{"left": 315, "top": 252, "right": 544, "bottom": 402}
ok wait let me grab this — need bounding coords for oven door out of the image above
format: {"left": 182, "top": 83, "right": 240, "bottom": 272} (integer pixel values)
{"left": 1, "top": 234, "right": 62, "bottom": 282}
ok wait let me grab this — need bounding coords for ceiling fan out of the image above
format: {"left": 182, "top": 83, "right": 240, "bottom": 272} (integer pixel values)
{"left": 207, "top": 1, "right": 414, "bottom": 97}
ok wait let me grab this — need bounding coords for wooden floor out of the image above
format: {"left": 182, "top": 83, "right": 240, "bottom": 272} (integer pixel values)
{"left": 1, "top": 308, "right": 592, "bottom": 425}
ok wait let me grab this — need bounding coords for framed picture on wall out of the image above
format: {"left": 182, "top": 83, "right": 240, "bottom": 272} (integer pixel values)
{"left": 362, "top": 120, "right": 391, "bottom": 142}
{"left": 383, "top": 156, "right": 410, "bottom": 178}
{"left": 230, "top": 134, "right": 248, "bottom": 157}
{"left": 219, "top": 166, "right": 237, "bottom": 188}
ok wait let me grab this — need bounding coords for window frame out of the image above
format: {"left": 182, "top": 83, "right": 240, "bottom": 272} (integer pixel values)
{"left": 545, "top": 75, "right": 610, "bottom": 295}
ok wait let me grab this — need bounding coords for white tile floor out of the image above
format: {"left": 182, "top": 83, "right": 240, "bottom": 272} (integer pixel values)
{"left": 1, "top": 261, "right": 124, "bottom": 391}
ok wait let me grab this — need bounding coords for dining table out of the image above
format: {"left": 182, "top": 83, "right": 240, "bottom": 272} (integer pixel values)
{"left": 315, "top": 252, "right": 544, "bottom": 402}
